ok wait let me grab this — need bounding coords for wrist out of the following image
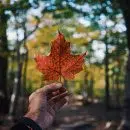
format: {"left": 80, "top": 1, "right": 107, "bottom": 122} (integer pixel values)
{"left": 24, "top": 111, "right": 42, "bottom": 128}
{"left": 19, "top": 116, "right": 42, "bottom": 130}
{"left": 25, "top": 111, "right": 38, "bottom": 121}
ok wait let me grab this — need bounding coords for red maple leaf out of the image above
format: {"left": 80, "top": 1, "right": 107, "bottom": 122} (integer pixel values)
{"left": 35, "top": 32, "right": 86, "bottom": 81}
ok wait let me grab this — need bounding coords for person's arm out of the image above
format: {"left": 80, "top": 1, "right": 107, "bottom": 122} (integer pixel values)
{"left": 11, "top": 117, "right": 42, "bottom": 130}
{"left": 10, "top": 83, "right": 68, "bottom": 130}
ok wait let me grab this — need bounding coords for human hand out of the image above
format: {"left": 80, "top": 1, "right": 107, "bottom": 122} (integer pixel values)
{"left": 25, "top": 83, "right": 68, "bottom": 129}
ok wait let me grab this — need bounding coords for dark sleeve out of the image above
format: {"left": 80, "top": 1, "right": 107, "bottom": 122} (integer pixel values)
{"left": 11, "top": 117, "right": 42, "bottom": 130}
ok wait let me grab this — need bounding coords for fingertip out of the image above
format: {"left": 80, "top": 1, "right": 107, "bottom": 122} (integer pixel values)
{"left": 56, "top": 83, "right": 62, "bottom": 88}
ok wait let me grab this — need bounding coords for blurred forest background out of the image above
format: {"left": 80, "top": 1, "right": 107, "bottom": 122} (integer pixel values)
{"left": 0, "top": 0, "right": 130, "bottom": 130}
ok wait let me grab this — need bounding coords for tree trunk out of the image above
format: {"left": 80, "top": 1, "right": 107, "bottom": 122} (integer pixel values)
{"left": 0, "top": 11, "right": 9, "bottom": 114}
{"left": 118, "top": 0, "right": 130, "bottom": 129}
{"left": 115, "top": 72, "right": 120, "bottom": 107}
{"left": 23, "top": 46, "right": 28, "bottom": 90}
{"left": 105, "top": 42, "right": 110, "bottom": 109}
{"left": 9, "top": 59, "right": 23, "bottom": 117}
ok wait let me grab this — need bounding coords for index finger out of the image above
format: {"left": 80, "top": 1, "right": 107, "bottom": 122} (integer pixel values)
{"left": 45, "top": 82, "right": 63, "bottom": 93}
{"left": 35, "top": 82, "right": 63, "bottom": 94}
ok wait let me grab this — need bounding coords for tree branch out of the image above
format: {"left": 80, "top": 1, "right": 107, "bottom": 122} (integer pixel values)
{"left": 19, "top": 18, "right": 40, "bottom": 46}
{"left": 66, "top": 2, "right": 89, "bottom": 16}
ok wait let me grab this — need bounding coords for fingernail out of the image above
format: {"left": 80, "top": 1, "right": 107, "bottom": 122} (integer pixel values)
{"left": 56, "top": 83, "right": 62, "bottom": 88}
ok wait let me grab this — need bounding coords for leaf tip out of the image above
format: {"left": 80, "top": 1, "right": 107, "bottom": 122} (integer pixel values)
{"left": 57, "top": 30, "right": 63, "bottom": 36}
{"left": 58, "top": 29, "right": 61, "bottom": 34}
{"left": 85, "top": 51, "right": 88, "bottom": 56}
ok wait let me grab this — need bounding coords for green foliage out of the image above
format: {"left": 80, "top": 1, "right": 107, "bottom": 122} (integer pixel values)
{"left": 53, "top": 9, "right": 74, "bottom": 19}
{"left": 4, "top": 0, "right": 127, "bottom": 106}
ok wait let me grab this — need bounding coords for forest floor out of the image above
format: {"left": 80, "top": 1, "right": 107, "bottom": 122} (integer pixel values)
{"left": 0, "top": 96, "right": 123, "bottom": 130}
{"left": 50, "top": 96, "right": 123, "bottom": 130}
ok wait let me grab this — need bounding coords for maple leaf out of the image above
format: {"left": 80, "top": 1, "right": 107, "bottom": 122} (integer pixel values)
{"left": 35, "top": 32, "right": 86, "bottom": 81}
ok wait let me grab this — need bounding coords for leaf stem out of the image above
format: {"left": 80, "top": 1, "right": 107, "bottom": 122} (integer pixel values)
{"left": 59, "top": 75, "right": 61, "bottom": 82}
